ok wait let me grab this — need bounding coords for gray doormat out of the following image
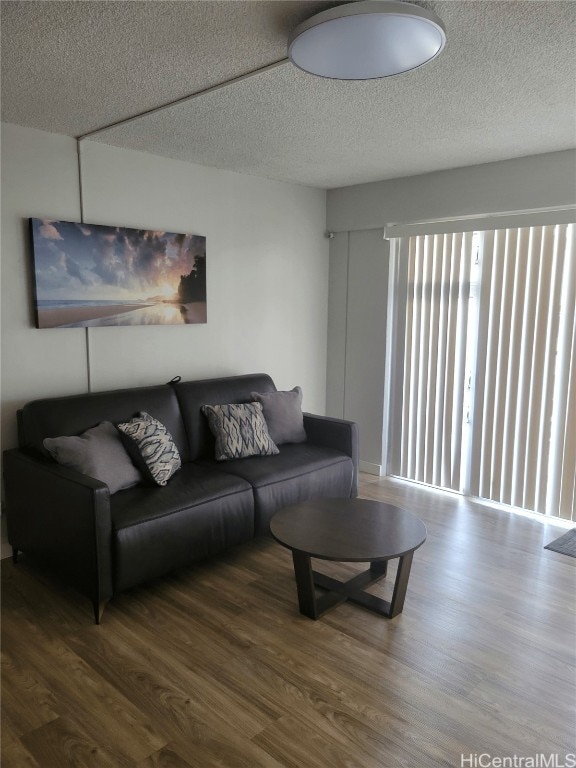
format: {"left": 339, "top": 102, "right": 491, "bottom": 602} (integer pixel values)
{"left": 544, "top": 528, "right": 576, "bottom": 558}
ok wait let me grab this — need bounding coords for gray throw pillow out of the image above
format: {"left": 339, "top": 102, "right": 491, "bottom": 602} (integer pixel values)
{"left": 43, "top": 421, "right": 142, "bottom": 494}
{"left": 250, "top": 386, "right": 307, "bottom": 445}
{"left": 201, "top": 402, "right": 279, "bottom": 461}
{"left": 116, "top": 412, "right": 181, "bottom": 486}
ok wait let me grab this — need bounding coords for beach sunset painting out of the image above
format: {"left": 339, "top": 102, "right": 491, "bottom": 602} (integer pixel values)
{"left": 30, "top": 218, "right": 207, "bottom": 328}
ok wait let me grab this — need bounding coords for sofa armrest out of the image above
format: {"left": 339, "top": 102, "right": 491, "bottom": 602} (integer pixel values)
{"left": 303, "top": 413, "right": 359, "bottom": 497}
{"left": 2, "top": 449, "right": 114, "bottom": 609}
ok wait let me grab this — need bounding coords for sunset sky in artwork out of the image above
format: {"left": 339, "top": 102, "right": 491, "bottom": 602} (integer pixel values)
{"left": 31, "top": 219, "right": 206, "bottom": 302}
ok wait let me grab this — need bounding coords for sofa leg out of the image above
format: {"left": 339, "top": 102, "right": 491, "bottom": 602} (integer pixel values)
{"left": 12, "top": 547, "right": 19, "bottom": 564}
{"left": 93, "top": 599, "right": 108, "bottom": 625}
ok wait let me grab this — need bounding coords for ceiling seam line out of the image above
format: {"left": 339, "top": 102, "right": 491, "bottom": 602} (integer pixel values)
{"left": 76, "top": 58, "right": 290, "bottom": 141}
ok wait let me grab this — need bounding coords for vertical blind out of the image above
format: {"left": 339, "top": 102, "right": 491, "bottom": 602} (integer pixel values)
{"left": 389, "top": 223, "right": 576, "bottom": 520}
{"left": 394, "top": 232, "right": 473, "bottom": 492}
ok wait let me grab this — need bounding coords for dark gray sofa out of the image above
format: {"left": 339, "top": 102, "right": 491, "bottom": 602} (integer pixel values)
{"left": 3, "top": 373, "right": 358, "bottom": 623}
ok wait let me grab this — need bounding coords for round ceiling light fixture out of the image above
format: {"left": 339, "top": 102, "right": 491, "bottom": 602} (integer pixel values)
{"left": 288, "top": 0, "right": 446, "bottom": 80}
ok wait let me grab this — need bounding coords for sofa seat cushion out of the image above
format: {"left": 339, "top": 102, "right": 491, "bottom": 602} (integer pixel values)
{"left": 110, "top": 463, "right": 254, "bottom": 591}
{"left": 201, "top": 444, "right": 354, "bottom": 535}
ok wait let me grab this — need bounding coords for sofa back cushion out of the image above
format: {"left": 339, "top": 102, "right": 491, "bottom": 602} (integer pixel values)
{"left": 173, "top": 373, "right": 276, "bottom": 461}
{"left": 19, "top": 385, "right": 190, "bottom": 463}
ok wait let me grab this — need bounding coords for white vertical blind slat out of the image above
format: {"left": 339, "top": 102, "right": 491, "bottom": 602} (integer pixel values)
{"left": 559, "top": 308, "right": 576, "bottom": 519}
{"left": 491, "top": 229, "right": 516, "bottom": 502}
{"left": 388, "top": 239, "right": 409, "bottom": 476}
{"left": 450, "top": 232, "right": 471, "bottom": 489}
{"left": 523, "top": 227, "right": 555, "bottom": 510}
{"left": 469, "top": 231, "right": 493, "bottom": 498}
{"left": 407, "top": 237, "right": 424, "bottom": 479}
{"left": 549, "top": 224, "right": 576, "bottom": 519}
{"left": 511, "top": 227, "right": 543, "bottom": 508}
{"left": 480, "top": 230, "right": 505, "bottom": 499}
{"left": 534, "top": 226, "right": 565, "bottom": 512}
{"left": 441, "top": 234, "right": 464, "bottom": 488}
{"left": 432, "top": 235, "right": 453, "bottom": 487}
{"left": 500, "top": 228, "right": 527, "bottom": 505}
{"left": 415, "top": 237, "right": 432, "bottom": 482}
{"left": 400, "top": 238, "right": 416, "bottom": 477}
{"left": 424, "top": 235, "right": 443, "bottom": 484}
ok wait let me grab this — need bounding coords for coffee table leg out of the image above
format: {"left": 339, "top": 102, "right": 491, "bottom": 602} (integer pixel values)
{"left": 370, "top": 559, "right": 388, "bottom": 578}
{"left": 389, "top": 551, "right": 414, "bottom": 618}
{"left": 291, "top": 551, "right": 317, "bottom": 619}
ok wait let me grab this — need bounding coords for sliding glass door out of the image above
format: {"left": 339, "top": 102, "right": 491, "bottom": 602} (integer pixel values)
{"left": 388, "top": 223, "right": 575, "bottom": 521}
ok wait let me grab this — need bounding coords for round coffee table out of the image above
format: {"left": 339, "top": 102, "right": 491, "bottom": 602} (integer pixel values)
{"left": 270, "top": 498, "right": 427, "bottom": 620}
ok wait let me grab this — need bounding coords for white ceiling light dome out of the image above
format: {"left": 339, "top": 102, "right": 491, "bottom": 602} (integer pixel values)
{"left": 288, "top": 0, "right": 447, "bottom": 80}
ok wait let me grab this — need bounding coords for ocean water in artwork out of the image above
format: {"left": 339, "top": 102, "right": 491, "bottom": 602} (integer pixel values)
{"left": 60, "top": 302, "right": 206, "bottom": 327}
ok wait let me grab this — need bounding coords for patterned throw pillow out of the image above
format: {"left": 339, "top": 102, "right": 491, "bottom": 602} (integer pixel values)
{"left": 116, "top": 412, "right": 181, "bottom": 486}
{"left": 201, "top": 402, "right": 279, "bottom": 461}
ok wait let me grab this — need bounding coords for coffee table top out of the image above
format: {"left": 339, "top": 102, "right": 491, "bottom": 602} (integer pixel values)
{"left": 270, "top": 498, "right": 427, "bottom": 562}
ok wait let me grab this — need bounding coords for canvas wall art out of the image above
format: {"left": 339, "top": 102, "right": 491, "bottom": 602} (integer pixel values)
{"left": 29, "top": 218, "right": 207, "bottom": 328}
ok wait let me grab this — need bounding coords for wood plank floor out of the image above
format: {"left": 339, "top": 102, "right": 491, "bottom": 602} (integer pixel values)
{"left": 2, "top": 475, "right": 575, "bottom": 767}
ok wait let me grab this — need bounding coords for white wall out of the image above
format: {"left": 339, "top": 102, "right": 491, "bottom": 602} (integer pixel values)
{"left": 327, "top": 150, "right": 576, "bottom": 233}
{"left": 327, "top": 230, "right": 388, "bottom": 473}
{"left": 326, "top": 150, "right": 576, "bottom": 473}
{"left": 1, "top": 123, "right": 328, "bottom": 454}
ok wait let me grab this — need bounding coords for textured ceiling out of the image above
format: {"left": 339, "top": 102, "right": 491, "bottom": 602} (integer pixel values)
{"left": 2, "top": 0, "right": 575, "bottom": 188}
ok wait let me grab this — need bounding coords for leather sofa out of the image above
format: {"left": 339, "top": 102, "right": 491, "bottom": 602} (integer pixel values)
{"left": 3, "top": 373, "right": 358, "bottom": 623}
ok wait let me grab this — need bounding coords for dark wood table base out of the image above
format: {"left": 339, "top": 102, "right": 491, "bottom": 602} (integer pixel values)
{"left": 271, "top": 499, "right": 426, "bottom": 622}
{"left": 292, "top": 550, "right": 414, "bottom": 620}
